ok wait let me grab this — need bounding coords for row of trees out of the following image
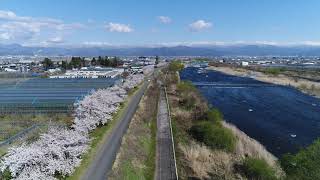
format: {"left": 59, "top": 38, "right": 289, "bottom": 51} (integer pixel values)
{"left": 41, "top": 56, "right": 123, "bottom": 71}
{"left": 91, "top": 56, "right": 122, "bottom": 67}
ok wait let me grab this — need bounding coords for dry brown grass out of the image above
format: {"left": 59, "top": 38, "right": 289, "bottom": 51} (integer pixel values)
{"left": 179, "top": 142, "right": 238, "bottom": 180}
{"left": 222, "top": 122, "right": 277, "bottom": 166}
{"left": 177, "top": 122, "right": 285, "bottom": 180}
{"left": 222, "top": 122, "right": 285, "bottom": 178}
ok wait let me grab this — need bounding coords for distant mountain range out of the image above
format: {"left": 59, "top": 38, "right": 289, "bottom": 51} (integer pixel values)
{"left": 1, "top": 43, "right": 320, "bottom": 56}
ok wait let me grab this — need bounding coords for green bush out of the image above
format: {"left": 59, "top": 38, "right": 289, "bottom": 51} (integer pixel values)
{"left": 177, "top": 81, "right": 198, "bottom": 109}
{"left": 189, "top": 121, "right": 236, "bottom": 152}
{"left": 176, "top": 81, "right": 196, "bottom": 93}
{"left": 207, "top": 108, "right": 223, "bottom": 124}
{"left": 168, "top": 61, "right": 184, "bottom": 72}
{"left": 242, "top": 157, "right": 277, "bottom": 180}
{"left": 263, "top": 68, "right": 285, "bottom": 76}
{"left": 280, "top": 139, "right": 320, "bottom": 180}
{"left": 180, "top": 95, "right": 196, "bottom": 110}
{"left": 0, "top": 168, "right": 12, "bottom": 180}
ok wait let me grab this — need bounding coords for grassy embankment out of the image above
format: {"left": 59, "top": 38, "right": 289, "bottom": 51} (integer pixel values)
{"left": 163, "top": 61, "right": 283, "bottom": 180}
{"left": 208, "top": 65, "right": 320, "bottom": 97}
{"left": 108, "top": 79, "right": 159, "bottom": 180}
{"left": 66, "top": 85, "right": 141, "bottom": 180}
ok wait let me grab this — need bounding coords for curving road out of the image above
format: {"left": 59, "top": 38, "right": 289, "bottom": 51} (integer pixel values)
{"left": 81, "top": 80, "right": 149, "bottom": 180}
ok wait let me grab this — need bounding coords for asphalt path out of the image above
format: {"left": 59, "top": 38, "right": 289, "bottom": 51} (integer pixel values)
{"left": 82, "top": 80, "right": 149, "bottom": 180}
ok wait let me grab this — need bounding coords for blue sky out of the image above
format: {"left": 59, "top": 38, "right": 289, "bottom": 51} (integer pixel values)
{"left": 0, "top": 0, "right": 320, "bottom": 46}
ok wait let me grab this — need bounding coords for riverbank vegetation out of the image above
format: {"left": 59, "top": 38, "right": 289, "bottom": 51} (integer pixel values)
{"left": 163, "top": 61, "right": 282, "bottom": 179}
{"left": 189, "top": 116, "right": 236, "bottom": 152}
{"left": 241, "top": 157, "right": 278, "bottom": 180}
{"left": 109, "top": 79, "right": 159, "bottom": 180}
{"left": 280, "top": 139, "right": 320, "bottom": 180}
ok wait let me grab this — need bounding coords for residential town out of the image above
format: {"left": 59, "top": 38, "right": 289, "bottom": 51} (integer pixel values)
{"left": 0, "top": 56, "right": 159, "bottom": 78}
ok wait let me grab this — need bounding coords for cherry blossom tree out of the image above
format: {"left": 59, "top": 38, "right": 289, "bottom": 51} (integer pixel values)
{"left": 123, "top": 74, "right": 144, "bottom": 90}
{"left": 1, "top": 128, "right": 89, "bottom": 179}
{"left": 73, "top": 85, "right": 127, "bottom": 133}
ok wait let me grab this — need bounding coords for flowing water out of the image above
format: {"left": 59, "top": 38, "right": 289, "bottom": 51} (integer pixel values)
{"left": 181, "top": 67, "right": 320, "bottom": 157}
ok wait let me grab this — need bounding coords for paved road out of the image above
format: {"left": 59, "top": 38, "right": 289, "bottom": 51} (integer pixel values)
{"left": 156, "top": 87, "right": 177, "bottom": 180}
{"left": 82, "top": 81, "right": 149, "bottom": 180}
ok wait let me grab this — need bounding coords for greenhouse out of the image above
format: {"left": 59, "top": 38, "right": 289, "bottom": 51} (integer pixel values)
{"left": 0, "top": 77, "right": 121, "bottom": 114}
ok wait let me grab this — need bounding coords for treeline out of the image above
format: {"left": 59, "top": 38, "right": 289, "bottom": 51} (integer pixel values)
{"left": 42, "top": 56, "right": 123, "bottom": 70}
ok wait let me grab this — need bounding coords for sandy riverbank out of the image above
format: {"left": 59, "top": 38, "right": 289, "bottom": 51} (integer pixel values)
{"left": 208, "top": 66, "right": 320, "bottom": 98}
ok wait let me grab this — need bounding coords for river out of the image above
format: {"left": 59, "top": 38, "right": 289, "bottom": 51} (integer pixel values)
{"left": 181, "top": 67, "right": 320, "bottom": 157}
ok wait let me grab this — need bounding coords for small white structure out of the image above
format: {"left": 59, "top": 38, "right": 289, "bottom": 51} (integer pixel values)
{"left": 241, "top": 61, "right": 249, "bottom": 66}
{"left": 48, "top": 68, "right": 61, "bottom": 74}
{"left": 50, "top": 68, "right": 124, "bottom": 79}
{"left": 4, "top": 68, "right": 17, "bottom": 72}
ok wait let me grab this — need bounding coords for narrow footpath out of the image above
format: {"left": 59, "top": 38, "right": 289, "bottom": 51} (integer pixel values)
{"left": 156, "top": 87, "right": 178, "bottom": 180}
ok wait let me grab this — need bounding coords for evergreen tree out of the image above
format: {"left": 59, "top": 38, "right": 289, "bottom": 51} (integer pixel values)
{"left": 42, "top": 58, "right": 53, "bottom": 70}
{"left": 91, "top": 57, "right": 97, "bottom": 66}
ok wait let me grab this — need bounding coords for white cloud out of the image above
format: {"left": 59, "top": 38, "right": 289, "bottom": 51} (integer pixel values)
{"left": 301, "top": 41, "right": 320, "bottom": 46}
{"left": 82, "top": 41, "right": 112, "bottom": 47}
{"left": 46, "top": 37, "right": 64, "bottom": 44}
{"left": 0, "top": 10, "right": 16, "bottom": 20}
{"left": 150, "top": 41, "right": 320, "bottom": 47}
{"left": 105, "top": 22, "right": 133, "bottom": 33}
{"left": 0, "top": 10, "right": 84, "bottom": 43}
{"left": 189, "top": 20, "right": 212, "bottom": 31}
{"left": 0, "top": 32, "right": 11, "bottom": 40}
{"left": 158, "top": 16, "right": 172, "bottom": 24}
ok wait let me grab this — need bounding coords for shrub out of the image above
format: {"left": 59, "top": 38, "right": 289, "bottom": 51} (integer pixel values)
{"left": 168, "top": 61, "right": 184, "bottom": 72}
{"left": 189, "top": 121, "right": 236, "bottom": 152}
{"left": 180, "top": 95, "right": 197, "bottom": 110}
{"left": 263, "top": 68, "right": 284, "bottom": 76}
{"left": 242, "top": 157, "right": 277, "bottom": 180}
{"left": 176, "top": 81, "right": 196, "bottom": 93}
{"left": 207, "top": 108, "right": 223, "bottom": 124}
{"left": 0, "top": 168, "right": 12, "bottom": 180}
{"left": 280, "top": 139, "right": 320, "bottom": 180}
{"left": 177, "top": 81, "right": 199, "bottom": 109}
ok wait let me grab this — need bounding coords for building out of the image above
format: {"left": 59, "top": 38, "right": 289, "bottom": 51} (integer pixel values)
{"left": 19, "top": 66, "right": 29, "bottom": 73}
{"left": 50, "top": 68, "right": 124, "bottom": 78}
{"left": 241, "top": 61, "right": 249, "bottom": 66}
